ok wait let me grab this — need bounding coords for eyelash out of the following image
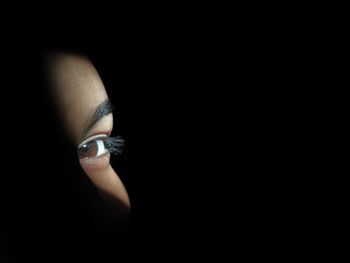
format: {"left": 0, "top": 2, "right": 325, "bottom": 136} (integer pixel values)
{"left": 103, "top": 136, "right": 125, "bottom": 155}
{"left": 78, "top": 135, "right": 124, "bottom": 159}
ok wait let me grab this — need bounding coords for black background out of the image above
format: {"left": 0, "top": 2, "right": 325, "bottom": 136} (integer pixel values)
{"left": 0, "top": 28, "right": 234, "bottom": 261}
{"left": 0, "top": 13, "right": 311, "bottom": 260}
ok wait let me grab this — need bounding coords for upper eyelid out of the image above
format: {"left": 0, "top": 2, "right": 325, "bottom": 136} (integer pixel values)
{"left": 78, "top": 134, "right": 109, "bottom": 148}
{"left": 79, "top": 114, "right": 113, "bottom": 144}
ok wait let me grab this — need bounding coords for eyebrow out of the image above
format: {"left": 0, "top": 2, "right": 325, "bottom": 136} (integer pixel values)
{"left": 81, "top": 99, "right": 114, "bottom": 140}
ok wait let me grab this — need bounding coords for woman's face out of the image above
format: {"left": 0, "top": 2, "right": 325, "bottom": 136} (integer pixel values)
{"left": 0, "top": 50, "right": 131, "bottom": 262}
{"left": 46, "top": 51, "right": 130, "bottom": 219}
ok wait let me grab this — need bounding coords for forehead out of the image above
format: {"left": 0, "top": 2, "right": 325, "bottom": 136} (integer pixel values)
{"left": 47, "top": 53, "right": 111, "bottom": 143}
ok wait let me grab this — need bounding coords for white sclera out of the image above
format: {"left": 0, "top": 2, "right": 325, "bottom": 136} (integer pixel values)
{"left": 96, "top": 140, "right": 107, "bottom": 157}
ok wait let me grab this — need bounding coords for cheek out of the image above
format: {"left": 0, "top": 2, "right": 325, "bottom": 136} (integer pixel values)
{"left": 79, "top": 152, "right": 111, "bottom": 172}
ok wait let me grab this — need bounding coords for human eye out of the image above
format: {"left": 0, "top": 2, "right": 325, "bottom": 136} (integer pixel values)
{"left": 78, "top": 134, "right": 124, "bottom": 170}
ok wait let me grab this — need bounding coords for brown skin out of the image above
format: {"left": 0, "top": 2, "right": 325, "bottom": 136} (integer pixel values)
{"left": 46, "top": 51, "right": 130, "bottom": 220}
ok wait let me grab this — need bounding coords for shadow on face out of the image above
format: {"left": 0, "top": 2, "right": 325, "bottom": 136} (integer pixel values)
{"left": 0, "top": 49, "right": 131, "bottom": 262}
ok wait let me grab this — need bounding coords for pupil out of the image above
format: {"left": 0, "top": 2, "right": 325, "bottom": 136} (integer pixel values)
{"left": 81, "top": 144, "right": 90, "bottom": 153}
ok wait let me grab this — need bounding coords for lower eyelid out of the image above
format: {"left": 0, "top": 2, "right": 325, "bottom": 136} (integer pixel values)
{"left": 79, "top": 152, "right": 110, "bottom": 171}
